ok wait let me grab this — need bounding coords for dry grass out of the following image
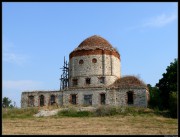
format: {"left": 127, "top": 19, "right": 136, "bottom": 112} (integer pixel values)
{"left": 2, "top": 115, "right": 177, "bottom": 135}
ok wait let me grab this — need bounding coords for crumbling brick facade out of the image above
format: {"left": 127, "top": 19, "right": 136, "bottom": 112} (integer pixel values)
{"left": 21, "top": 35, "right": 149, "bottom": 108}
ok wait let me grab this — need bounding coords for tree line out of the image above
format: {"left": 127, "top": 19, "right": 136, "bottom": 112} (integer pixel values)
{"left": 148, "top": 58, "right": 177, "bottom": 118}
{"left": 2, "top": 97, "right": 16, "bottom": 108}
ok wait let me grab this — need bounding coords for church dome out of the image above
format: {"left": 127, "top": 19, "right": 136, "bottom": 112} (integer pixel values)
{"left": 73, "top": 35, "right": 118, "bottom": 51}
{"left": 70, "top": 35, "right": 120, "bottom": 59}
{"left": 110, "top": 76, "right": 147, "bottom": 89}
{"left": 78, "top": 35, "right": 113, "bottom": 49}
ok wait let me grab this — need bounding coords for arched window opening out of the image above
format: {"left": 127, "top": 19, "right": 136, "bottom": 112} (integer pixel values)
{"left": 28, "top": 95, "right": 34, "bottom": 107}
{"left": 39, "top": 95, "right": 45, "bottom": 107}
{"left": 50, "top": 95, "right": 56, "bottom": 105}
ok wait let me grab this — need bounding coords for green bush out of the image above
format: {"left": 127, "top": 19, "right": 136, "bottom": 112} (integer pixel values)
{"left": 76, "top": 111, "right": 93, "bottom": 117}
{"left": 2, "top": 107, "right": 38, "bottom": 119}
{"left": 150, "top": 107, "right": 170, "bottom": 118}
{"left": 94, "top": 106, "right": 117, "bottom": 117}
{"left": 92, "top": 106, "right": 151, "bottom": 117}
{"left": 57, "top": 108, "right": 93, "bottom": 117}
{"left": 117, "top": 106, "right": 151, "bottom": 116}
{"left": 169, "top": 92, "right": 177, "bottom": 118}
{"left": 3, "top": 106, "right": 172, "bottom": 119}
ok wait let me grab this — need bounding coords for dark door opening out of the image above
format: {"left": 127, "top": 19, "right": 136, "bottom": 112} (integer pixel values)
{"left": 100, "top": 94, "right": 105, "bottom": 105}
{"left": 40, "top": 95, "right": 44, "bottom": 107}
{"left": 127, "top": 92, "right": 133, "bottom": 105}
{"left": 71, "top": 94, "right": 77, "bottom": 104}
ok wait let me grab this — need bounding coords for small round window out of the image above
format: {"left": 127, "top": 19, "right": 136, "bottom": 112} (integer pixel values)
{"left": 79, "top": 59, "right": 84, "bottom": 64}
{"left": 92, "top": 58, "right": 97, "bottom": 63}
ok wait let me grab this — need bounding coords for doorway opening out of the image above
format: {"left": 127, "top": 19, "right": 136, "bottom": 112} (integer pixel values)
{"left": 127, "top": 91, "right": 133, "bottom": 105}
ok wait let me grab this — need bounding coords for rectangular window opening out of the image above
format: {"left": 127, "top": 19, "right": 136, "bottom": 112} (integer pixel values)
{"left": 73, "top": 79, "right": 78, "bottom": 86}
{"left": 86, "top": 78, "right": 91, "bottom": 85}
{"left": 99, "top": 77, "right": 105, "bottom": 84}
{"left": 84, "top": 95, "right": 92, "bottom": 106}
{"left": 100, "top": 94, "right": 106, "bottom": 105}
{"left": 71, "top": 94, "right": 77, "bottom": 105}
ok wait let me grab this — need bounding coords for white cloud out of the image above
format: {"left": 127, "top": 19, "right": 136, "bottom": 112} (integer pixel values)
{"left": 3, "top": 39, "right": 28, "bottom": 66}
{"left": 125, "top": 12, "right": 177, "bottom": 32}
{"left": 3, "top": 52, "right": 27, "bottom": 65}
{"left": 142, "top": 12, "right": 177, "bottom": 28}
{"left": 3, "top": 80, "right": 43, "bottom": 91}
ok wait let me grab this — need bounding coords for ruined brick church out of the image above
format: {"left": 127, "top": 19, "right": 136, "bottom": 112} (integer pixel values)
{"left": 21, "top": 35, "right": 149, "bottom": 108}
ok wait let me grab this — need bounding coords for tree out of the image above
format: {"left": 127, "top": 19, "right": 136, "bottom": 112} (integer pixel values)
{"left": 156, "top": 58, "right": 177, "bottom": 109}
{"left": 147, "top": 84, "right": 162, "bottom": 109}
{"left": 169, "top": 92, "right": 177, "bottom": 118}
{"left": 2, "top": 97, "right": 12, "bottom": 108}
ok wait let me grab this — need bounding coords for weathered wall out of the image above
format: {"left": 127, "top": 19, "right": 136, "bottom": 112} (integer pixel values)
{"left": 21, "top": 88, "right": 148, "bottom": 108}
{"left": 61, "top": 87, "right": 148, "bottom": 107}
{"left": 114, "top": 88, "right": 148, "bottom": 107}
{"left": 69, "top": 54, "right": 120, "bottom": 87}
{"left": 21, "top": 91, "right": 62, "bottom": 108}
{"left": 62, "top": 88, "right": 107, "bottom": 106}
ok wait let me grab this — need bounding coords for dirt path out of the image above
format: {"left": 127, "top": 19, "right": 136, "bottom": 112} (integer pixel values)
{"left": 2, "top": 115, "right": 178, "bottom": 135}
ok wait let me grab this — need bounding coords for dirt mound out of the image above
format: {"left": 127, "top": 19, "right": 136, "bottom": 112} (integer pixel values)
{"left": 34, "top": 106, "right": 96, "bottom": 117}
{"left": 34, "top": 109, "right": 60, "bottom": 117}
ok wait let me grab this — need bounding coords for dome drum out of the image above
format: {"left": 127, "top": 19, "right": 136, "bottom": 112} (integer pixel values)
{"left": 69, "top": 49, "right": 120, "bottom": 60}
{"left": 69, "top": 35, "right": 121, "bottom": 88}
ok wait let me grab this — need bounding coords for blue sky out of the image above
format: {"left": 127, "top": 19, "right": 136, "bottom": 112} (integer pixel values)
{"left": 2, "top": 2, "right": 178, "bottom": 107}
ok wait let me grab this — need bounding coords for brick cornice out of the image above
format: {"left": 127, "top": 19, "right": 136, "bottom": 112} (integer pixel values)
{"left": 69, "top": 49, "right": 120, "bottom": 60}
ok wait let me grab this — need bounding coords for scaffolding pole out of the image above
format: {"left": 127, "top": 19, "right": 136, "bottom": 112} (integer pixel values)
{"left": 60, "top": 56, "right": 69, "bottom": 90}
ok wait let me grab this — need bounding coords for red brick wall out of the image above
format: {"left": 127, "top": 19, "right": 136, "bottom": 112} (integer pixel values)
{"left": 70, "top": 49, "right": 120, "bottom": 60}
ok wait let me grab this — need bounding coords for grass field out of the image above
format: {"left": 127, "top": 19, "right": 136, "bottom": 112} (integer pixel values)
{"left": 2, "top": 107, "right": 178, "bottom": 135}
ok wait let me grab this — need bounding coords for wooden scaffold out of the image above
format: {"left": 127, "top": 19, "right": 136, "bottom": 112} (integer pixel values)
{"left": 60, "top": 56, "right": 69, "bottom": 90}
